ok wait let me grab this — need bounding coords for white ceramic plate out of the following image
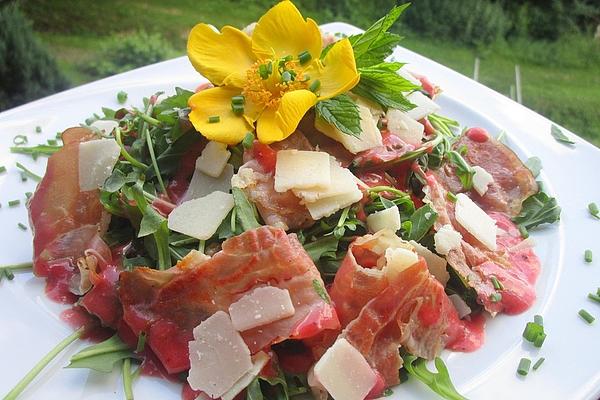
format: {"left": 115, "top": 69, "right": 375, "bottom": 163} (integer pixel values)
{"left": 1, "top": 22, "right": 599, "bottom": 400}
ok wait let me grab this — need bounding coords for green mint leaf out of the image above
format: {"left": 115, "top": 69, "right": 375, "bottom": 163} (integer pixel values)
{"left": 315, "top": 94, "right": 362, "bottom": 137}
{"left": 349, "top": 4, "right": 409, "bottom": 64}
{"left": 525, "top": 156, "right": 542, "bottom": 178}
{"left": 550, "top": 124, "right": 575, "bottom": 145}
{"left": 403, "top": 355, "right": 467, "bottom": 400}
{"left": 408, "top": 204, "right": 438, "bottom": 241}
{"left": 352, "top": 62, "right": 420, "bottom": 111}
{"left": 446, "top": 150, "right": 475, "bottom": 190}
{"left": 232, "top": 187, "right": 261, "bottom": 231}
{"left": 67, "top": 334, "right": 134, "bottom": 373}
{"left": 303, "top": 236, "right": 339, "bottom": 263}
{"left": 512, "top": 192, "right": 561, "bottom": 231}
{"left": 312, "top": 279, "right": 331, "bottom": 304}
{"left": 350, "top": 32, "right": 403, "bottom": 68}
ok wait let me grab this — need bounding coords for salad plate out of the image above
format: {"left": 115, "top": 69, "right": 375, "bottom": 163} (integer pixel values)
{"left": 1, "top": 15, "right": 600, "bottom": 400}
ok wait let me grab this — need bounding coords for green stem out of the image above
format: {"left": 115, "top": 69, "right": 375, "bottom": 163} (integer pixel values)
{"left": 15, "top": 163, "right": 42, "bottom": 182}
{"left": 3, "top": 327, "right": 84, "bottom": 400}
{"left": 141, "top": 105, "right": 167, "bottom": 195}
{"left": 0, "top": 262, "right": 33, "bottom": 271}
{"left": 115, "top": 127, "right": 148, "bottom": 170}
{"left": 136, "top": 112, "right": 161, "bottom": 127}
{"left": 122, "top": 358, "right": 134, "bottom": 400}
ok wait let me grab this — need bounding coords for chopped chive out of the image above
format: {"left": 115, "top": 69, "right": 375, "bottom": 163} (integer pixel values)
{"left": 231, "top": 95, "right": 245, "bottom": 105}
{"left": 117, "top": 90, "right": 128, "bottom": 104}
{"left": 518, "top": 224, "right": 529, "bottom": 239}
{"left": 4, "top": 268, "right": 15, "bottom": 280}
{"left": 258, "top": 62, "right": 272, "bottom": 80}
{"left": 491, "top": 276, "right": 504, "bottom": 290}
{"left": 534, "top": 314, "right": 543, "bottom": 326}
{"left": 517, "top": 358, "right": 531, "bottom": 376}
{"left": 35, "top": 126, "right": 42, "bottom": 133}
{"left": 242, "top": 132, "right": 255, "bottom": 149}
{"left": 135, "top": 332, "right": 147, "bottom": 353}
{"left": 446, "top": 192, "right": 457, "bottom": 202}
{"left": 579, "top": 309, "right": 595, "bottom": 324}
{"left": 8, "top": 199, "right": 21, "bottom": 207}
{"left": 298, "top": 50, "right": 312, "bottom": 65}
{"left": 589, "top": 293, "right": 600, "bottom": 303}
{"left": 533, "top": 332, "right": 546, "bottom": 348}
{"left": 207, "top": 115, "right": 220, "bottom": 124}
{"left": 589, "top": 202, "right": 600, "bottom": 219}
{"left": 20, "top": 173, "right": 27, "bottom": 182}
{"left": 0, "top": 166, "right": 6, "bottom": 174}
{"left": 532, "top": 357, "right": 545, "bottom": 371}
{"left": 489, "top": 292, "right": 502, "bottom": 303}
{"left": 281, "top": 70, "right": 293, "bottom": 83}
{"left": 231, "top": 104, "right": 245, "bottom": 115}
{"left": 47, "top": 139, "right": 57, "bottom": 146}
{"left": 56, "top": 132, "right": 62, "bottom": 139}
{"left": 597, "top": 288, "right": 600, "bottom": 297}
{"left": 17, "top": 223, "right": 27, "bottom": 231}
{"left": 309, "top": 79, "right": 321, "bottom": 93}
{"left": 16, "top": 162, "right": 42, "bottom": 182}
{"left": 522, "top": 321, "right": 543, "bottom": 342}
{"left": 13, "top": 134, "right": 28, "bottom": 145}
{"left": 585, "top": 249, "right": 593, "bottom": 263}
{"left": 25, "top": 192, "right": 32, "bottom": 199}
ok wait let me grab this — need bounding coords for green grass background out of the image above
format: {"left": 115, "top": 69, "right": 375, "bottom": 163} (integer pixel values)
{"left": 22, "top": 0, "right": 600, "bottom": 146}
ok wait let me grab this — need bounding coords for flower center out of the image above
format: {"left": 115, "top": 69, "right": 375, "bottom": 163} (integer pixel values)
{"left": 243, "top": 57, "right": 308, "bottom": 109}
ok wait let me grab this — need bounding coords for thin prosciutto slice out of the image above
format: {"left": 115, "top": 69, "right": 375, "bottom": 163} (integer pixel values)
{"left": 321, "top": 231, "right": 483, "bottom": 387}
{"left": 426, "top": 173, "right": 540, "bottom": 315}
{"left": 28, "top": 127, "right": 110, "bottom": 302}
{"left": 119, "top": 226, "right": 339, "bottom": 374}
{"left": 352, "top": 132, "right": 415, "bottom": 169}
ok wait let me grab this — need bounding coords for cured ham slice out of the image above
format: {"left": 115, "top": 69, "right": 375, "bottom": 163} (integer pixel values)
{"left": 352, "top": 132, "right": 415, "bottom": 169}
{"left": 433, "top": 129, "right": 537, "bottom": 216}
{"left": 28, "top": 127, "right": 110, "bottom": 302}
{"left": 119, "top": 226, "right": 339, "bottom": 374}
{"left": 425, "top": 173, "right": 540, "bottom": 315}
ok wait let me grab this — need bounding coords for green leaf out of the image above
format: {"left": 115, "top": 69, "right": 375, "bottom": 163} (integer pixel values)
{"left": 403, "top": 355, "right": 467, "bottom": 400}
{"left": 303, "top": 236, "right": 339, "bottom": 263}
{"left": 151, "top": 132, "right": 201, "bottom": 178}
{"left": 351, "top": 32, "right": 403, "bottom": 68}
{"left": 312, "top": 279, "right": 331, "bottom": 304}
{"left": 446, "top": 150, "right": 474, "bottom": 190}
{"left": 512, "top": 192, "right": 561, "bottom": 231}
{"left": 67, "top": 335, "right": 134, "bottom": 373}
{"left": 352, "top": 62, "right": 420, "bottom": 111}
{"left": 349, "top": 4, "right": 410, "bottom": 64}
{"left": 408, "top": 204, "right": 438, "bottom": 241}
{"left": 232, "top": 187, "right": 261, "bottom": 231}
{"left": 103, "top": 169, "right": 127, "bottom": 193}
{"left": 246, "top": 378, "right": 264, "bottom": 400}
{"left": 550, "top": 124, "right": 575, "bottom": 145}
{"left": 138, "top": 208, "right": 166, "bottom": 237}
{"left": 315, "top": 94, "right": 361, "bottom": 137}
{"left": 525, "top": 156, "right": 542, "bottom": 178}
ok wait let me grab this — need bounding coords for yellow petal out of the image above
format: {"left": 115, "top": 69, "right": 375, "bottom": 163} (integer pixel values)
{"left": 188, "top": 86, "right": 253, "bottom": 145}
{"left": 187, "top": 24, "right": 255, "bottom": 87}
{"left": 256, "top": 89, "right": 317, "bottom": 143}
{"left": 252, "top": 1, "right": 322, "bottom": 61}
{"left": 304, "top": 38, "right": 360, "bottom": 100}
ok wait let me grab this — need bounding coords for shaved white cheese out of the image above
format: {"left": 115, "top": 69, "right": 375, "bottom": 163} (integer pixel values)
{"left": 187, "top": 311, "right": 253, "bottom": 398}
{"left": 397, "top": 68, "right": 422, "bottom": 86}
{"left": 472, "top": 166, "right": 494, "bottom": 196}
{"left": 455, "top": 193, "right": 497, "bottom": 251}
{"left": 353, "top": 96, "right": 384, "bottom": 118}
{"left": 231, "top": 167, "right": 258, "bottom": 189}
{"left": 78, "top": 139, "right": 121, "bottom": 191}
{"left": 313, "top": 338, "right": 377, "bottom": 400}
{"left": 383, "top": 247, "right": 419, "bottom": 279}
{"left": 221, "top": 352, "right": 270, "bottom": 400}
{"left": 274, "top": 150, "right": 331, "bottom": 192}
{"left": 293, "top": 159, "right": 357, "bottom": 203}
{"left": 196, "top": 141, "right": 231, "bottom": 178}
{"left": 385, "top": 109, "right": 424, "bottom": 147}
{"left": 405, "top": 91, "right": 440, "bottom": 121}
{"left": 314, "top": 105, "right": 383, "bottom": 154}
{"left": 89, "top": 119, "right": 118, "bottom": 135}
{"left": 168, "top": 191, "right": 234, "bottom": 240}
{"left": 366, "top": 205, "right": 401, "bottom": 233}
{"left": 409, "top": 240, "right": 449, "bottom": 285}
{"left": 183, "top": 163, "right": 234, "bottom": 202}
{"left": 305, "top": 187, "right": 362, "bottom": 220}
{"left": 449, "top": 294, "right": 472, "bottom": 319}
{"left": 434, "top": 224, "right": 462, "bottom": 255}
{"left": 307, "top": 366, "right": 329, "bottom": 400}
{"left": 229, "top": 286, "right": 295, "bottom": 332}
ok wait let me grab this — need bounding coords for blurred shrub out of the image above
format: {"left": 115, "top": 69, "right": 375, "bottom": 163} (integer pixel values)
{"left": 83, "top": 31, "right": 176, "bottom": 78}
{"left": 0, "top": 3, "right": 69, "bottom": 111}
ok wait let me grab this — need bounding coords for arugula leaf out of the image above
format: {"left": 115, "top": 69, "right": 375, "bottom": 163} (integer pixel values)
{"left": 67, "top": 334, "right": 134, "bottom": 373}
{"left": 403, "top": 355, "right": 467, "bottom": 400}
{"left": 550, "top": 124, "right": 575, "bottom": 145}
{"left": 352, "top": 62, "right": 419, "bottom": 111}
{"left": 349, "top": 4, "right": 409, "bottom": 66}
{"left": 303, "top": 235, "right": 339, "bottom": 263}
{"left": 315, "top": 94, "right": 361, "bottom": 137}
{"left": 513, "top": 192, "right": 561, "bottom": 231}
{"left": 525, "top": 156, "right": 542, "bottom": 178}
{"left": 446, "top": 150, "right": 474, "bottom": 190}
{"left": 408, "top": 204, "right": 438, "bottom": 241}
{"left": 246, "top": 378, "right": 264, "bottom": 400}
{"left": 232, "top": 188, "right": 261, "bottom": 231}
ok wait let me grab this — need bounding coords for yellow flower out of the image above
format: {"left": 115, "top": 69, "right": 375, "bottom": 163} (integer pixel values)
{"left": 186, "top": 1, "right": 360, "bottom": 144}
